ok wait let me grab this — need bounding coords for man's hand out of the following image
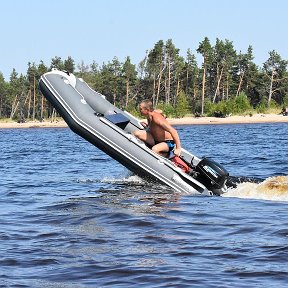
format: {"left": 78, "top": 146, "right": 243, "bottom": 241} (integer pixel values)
{"left": 174, "top": 148, "right": 181, "bottom": 157}
{"left": 140, "top": 121, "right": 148, "bottom": 128}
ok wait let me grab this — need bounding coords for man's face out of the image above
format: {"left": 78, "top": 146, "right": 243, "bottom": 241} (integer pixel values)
{"left": 139, "top": 104, "right": 148, "bottom": 116}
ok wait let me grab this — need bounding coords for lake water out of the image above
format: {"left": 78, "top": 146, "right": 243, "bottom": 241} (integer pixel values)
{"left": 1, "top": 123, "right": 287, "bottom": 287}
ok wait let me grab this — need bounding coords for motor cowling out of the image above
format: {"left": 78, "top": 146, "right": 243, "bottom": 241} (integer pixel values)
{"left": 195, "top": 157, "right": 229, "bottom": 191}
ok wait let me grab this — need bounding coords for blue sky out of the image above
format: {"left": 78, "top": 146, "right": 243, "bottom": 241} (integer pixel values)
{"left": 1, "top": 0, "right": 287, "bottom": 80}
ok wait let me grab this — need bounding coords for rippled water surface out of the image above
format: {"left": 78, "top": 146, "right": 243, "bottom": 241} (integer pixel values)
{"left": 1, "top": 123, "right": 287, "bottom": 287}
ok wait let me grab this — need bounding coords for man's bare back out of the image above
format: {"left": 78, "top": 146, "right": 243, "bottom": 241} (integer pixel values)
{"left": 148, "top": 112, "right": 174, "bottom": 143}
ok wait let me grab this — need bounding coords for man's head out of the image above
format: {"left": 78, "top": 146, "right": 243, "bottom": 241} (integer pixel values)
{"left": 139, "top": 100, "right": 153, "bottom": 115}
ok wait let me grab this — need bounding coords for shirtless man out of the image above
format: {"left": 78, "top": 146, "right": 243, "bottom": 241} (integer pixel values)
{"left": 133, "top": 100, "right": 181, "bottom": 157}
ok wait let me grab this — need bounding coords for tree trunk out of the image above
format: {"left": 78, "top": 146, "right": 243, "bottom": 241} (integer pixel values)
{"left": 152, "top": 75, "right": 156, "bottom": 106}
{"left": 175, "top": 77, "right": 180, "bottom": 106}
{"left": 10, "top": 95, "right": 18, "bottom": 119}
{"left": 51, "top": 108, "right": 56, "bottom": 122}
{"left": 113, "top": 92, "right": 116, "bottom": 106}
{"left": 236, "top": 71, "right": 245, "bottom": 96}
{"left": 125, "top": 79, "right": 129, "bottom": 108}
{"left": 156, "top": 62, "right": 163, "bottom": 106}
{"left": 27, "top": 90, "right": 31, "bottom": 119}
{"left": 33, "top": 76, "right": 36, "bottom": 121}
{"left": 213, "top": 66, "right": 223, "bottom": 103}
{"left": 185, "top": 69, "right": 189, "bottom": 95}
{"left": 166, "top": 57, "right": 171, "bottom": 104}
{"left": 41, "top": 96, "right": 44, "bottom": 120}
{"left": 22, "top": 92, "right": 30, "bottom": 120}
{"left": 268, "top": 68, "right": 274, "bottom": 104}
{"left": 164, "top": 77, "right": 168, "bottom": 104}
{"left": 226, "top": 75, "right": 229, "bottom": 100}
{"left": 201, "top": 62, "right": 206, "bottom": 115}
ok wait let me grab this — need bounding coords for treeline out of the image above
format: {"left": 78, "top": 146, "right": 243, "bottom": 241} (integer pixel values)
{"left": 1, "top": 37, "right": 288, "bottom": 122}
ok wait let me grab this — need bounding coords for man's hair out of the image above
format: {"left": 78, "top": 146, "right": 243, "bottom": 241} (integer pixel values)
{"left": 140, "top": 99, "right": 154, "bottom": 111}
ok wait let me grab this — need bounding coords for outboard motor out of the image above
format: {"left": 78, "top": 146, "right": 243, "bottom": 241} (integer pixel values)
{"left": 194, "top": 157, "right": 229, "bottom": 195}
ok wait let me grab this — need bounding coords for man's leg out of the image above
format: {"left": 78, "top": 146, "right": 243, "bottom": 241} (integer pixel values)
{"left": 151, "top": 142, "right": 169, "bottom": 156}
{"left": 133, "top": 130, "right": 155, "bottom": 147}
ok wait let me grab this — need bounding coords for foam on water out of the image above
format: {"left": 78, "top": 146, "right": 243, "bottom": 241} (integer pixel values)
{"left": 101, "top": 174, "right": 145, "bottom": 185}
{"left": 223, "top": 176, "right": 288, "bottom": 201}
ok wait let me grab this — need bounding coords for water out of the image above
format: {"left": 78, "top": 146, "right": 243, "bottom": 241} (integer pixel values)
{"left": 0, "top": 123, "right": 287, "bottom": 287}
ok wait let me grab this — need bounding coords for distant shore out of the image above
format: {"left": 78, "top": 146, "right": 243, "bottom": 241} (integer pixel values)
{"left": 168, "top": 113, "right": 288, "bottom": 125}
{"left": 0, "top": 113, "right": 288, "bottom": 129}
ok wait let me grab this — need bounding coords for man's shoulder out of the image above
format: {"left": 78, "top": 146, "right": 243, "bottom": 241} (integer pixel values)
{"left": 152, "top": 111, "right": 164, "bottom": 119}
{"left": 152, "top": 111, "right": 168, "bottom": 124}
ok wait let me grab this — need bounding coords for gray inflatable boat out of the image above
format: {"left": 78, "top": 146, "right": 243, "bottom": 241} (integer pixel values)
{"left": 39, "top": 70, "right": 229, "bottom": 196}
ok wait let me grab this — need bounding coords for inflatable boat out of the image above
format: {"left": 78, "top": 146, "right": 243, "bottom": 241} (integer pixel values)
{"left": 39, "top": 70, "right": 229, "bottom": 196}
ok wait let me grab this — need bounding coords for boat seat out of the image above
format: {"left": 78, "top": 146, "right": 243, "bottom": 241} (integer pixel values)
{"left": 104, "top": 113, "right": 130, "bottom": 129}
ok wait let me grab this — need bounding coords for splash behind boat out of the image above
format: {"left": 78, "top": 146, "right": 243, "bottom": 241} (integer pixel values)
{"left": 39, "top": 70, "right": 229, "bottom": 196}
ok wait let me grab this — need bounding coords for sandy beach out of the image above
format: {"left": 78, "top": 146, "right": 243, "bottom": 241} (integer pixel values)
{"left": 168, "top": 113, "right": 288, "bottom": 125}
{"left": 0, "top": 114, "right": 287, "bottom": 129}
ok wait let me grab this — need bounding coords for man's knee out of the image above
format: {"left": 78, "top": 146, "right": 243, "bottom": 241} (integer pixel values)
{"left": 152, "top": 144, "right": 169, "bottom": 157}
{"left": 151, "top": 145, "right": 158, "bottom": 153}
{"left": 152, "top": 145, "right": 162, "bottom": 154}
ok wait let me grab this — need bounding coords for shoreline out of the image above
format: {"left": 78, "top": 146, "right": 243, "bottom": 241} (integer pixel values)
{"left": 0, "top": 114, "right": 288, "bottom": 129}
{"left": 168, "top": 113, "right": 288, "bottom": 125}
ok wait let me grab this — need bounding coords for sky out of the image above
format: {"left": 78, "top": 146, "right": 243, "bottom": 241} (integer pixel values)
{"left": 1, "top": 0, "right": 288, "bottom": 81}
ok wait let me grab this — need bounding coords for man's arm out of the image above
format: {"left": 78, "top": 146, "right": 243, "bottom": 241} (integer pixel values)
{"left": 164, "top": 123, "right": 181, "bottom": 156}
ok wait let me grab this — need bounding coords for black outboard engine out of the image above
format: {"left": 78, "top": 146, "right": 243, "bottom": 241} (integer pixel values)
{"left": 194, "top": 157, "right": 229, "bottom": 195}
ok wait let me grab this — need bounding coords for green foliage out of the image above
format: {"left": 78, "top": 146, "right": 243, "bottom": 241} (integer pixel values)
{"left": 255, "top": 99, "right": 268, "bottom": 113}
{"left": 205, "top": 92, "right": 252, "bottom": 116}
{"left": 205, "top": 100, "right": 228, "bottom": 116}
{"left": 234, "top": 92, "right": 252, "bottom": 113}
{"left": 268, "top": 99, "right": 279, "bottom": 109}
{"left": 255, "top": 100, "right": 282, "bottom": 114}
{"left": 64, "top": 56, "right": 75, "bottom": 73}
{"left": 156, "top": 102, "right": 175, "bottom": 118}
{"left": 283, "top": 94, "right": 288, "bottom": 107}
{"left": 126, "top": 103, "right": 141, "bottom": 118}
{"left": 175, "top": 91, "right": 190, "bottom": 118}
